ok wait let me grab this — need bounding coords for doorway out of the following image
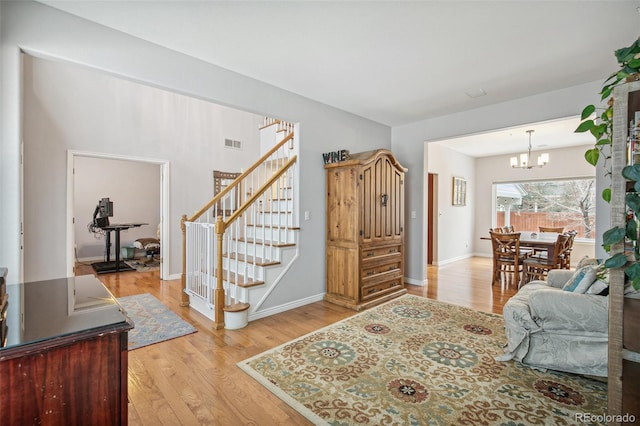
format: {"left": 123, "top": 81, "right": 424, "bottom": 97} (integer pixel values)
{"left": 66, "top": 151, "right": 170, "bottom": 279}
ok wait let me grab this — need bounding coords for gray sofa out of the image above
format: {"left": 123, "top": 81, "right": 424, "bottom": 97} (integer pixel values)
{"left": 497, "top": 269, "right": 609, "bottom": 377}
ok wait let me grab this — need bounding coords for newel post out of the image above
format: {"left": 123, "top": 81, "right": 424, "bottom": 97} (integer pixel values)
{"left": 213, "top": 215, "right": 226, "bottom": 330}
{"left": 180, "top": 214, "right": 190, "bottom": 307}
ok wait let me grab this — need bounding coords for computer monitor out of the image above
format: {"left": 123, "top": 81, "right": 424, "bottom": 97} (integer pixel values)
{"left": 93, "top": 197, "right": 113, "bottom": 228}
{"left": 98, "top": 198, "right": 113, "bottom": 218}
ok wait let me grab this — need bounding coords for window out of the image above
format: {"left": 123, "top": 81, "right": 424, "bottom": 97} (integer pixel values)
{"left": 494, "top": 178, "right": 596, "bottom": 239}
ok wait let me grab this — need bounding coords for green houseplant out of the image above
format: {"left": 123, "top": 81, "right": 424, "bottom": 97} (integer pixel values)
{"left": 575, "top": 37, "right": 640, "bottom": 288}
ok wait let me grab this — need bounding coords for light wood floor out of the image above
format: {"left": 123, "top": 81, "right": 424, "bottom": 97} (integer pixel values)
{"left": 76, "top": 256, "right": 518, "bottom": 425}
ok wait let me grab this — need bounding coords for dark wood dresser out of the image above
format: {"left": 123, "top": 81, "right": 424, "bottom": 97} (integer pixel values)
{"left": 0, "top": 272, "right": 133, "bottom": 425}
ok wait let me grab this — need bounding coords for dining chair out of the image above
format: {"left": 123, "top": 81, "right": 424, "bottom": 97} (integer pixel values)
{"left": 559, "top": 230, "right": 577, "bottom": 269}
{"left": 539, "top": 226, "right": 564, "bottom": 233}
{"left": 490, "top": 227, "right": 504, "bottom": 233}
{"left": 502, "top": 225, "right": 514, "bottom": 233}
{"left": 522, "top": 233, "right": 572, "bottom": 285}
{"left": 490, "top": 231, "right": 529, "bottom": 286}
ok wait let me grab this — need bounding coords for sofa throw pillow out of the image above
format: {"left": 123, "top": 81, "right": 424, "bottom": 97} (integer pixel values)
{"left": 586, "top": 279, "right": 608, "bottom": 295}
{"left": 562, "top": 265, "right": 599, "bottom": 293}
{"left": 576, "top": 256, "right": 599, "bottom": 269}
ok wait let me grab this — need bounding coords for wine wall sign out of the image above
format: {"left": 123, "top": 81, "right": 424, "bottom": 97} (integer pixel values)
{"left": 322, "top": 149, "right": 350, "bottom": 165}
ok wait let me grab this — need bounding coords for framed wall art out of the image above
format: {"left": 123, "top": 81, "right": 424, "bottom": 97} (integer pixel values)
{"left": 452, "top": 176, "right": 467, "bottom": 206}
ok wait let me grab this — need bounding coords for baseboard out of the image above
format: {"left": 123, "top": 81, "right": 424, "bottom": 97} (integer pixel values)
{"left": 248, "top": 293, "right": 326, "bottom": 322}
{"left": 433, "top": 253, "right": 474, "bottom": 266}
{"left": 167, "top": 273, "right": 181, "bottom": 281}
{"left": 405, "top": 277, "right": 428, "bottom": 286}
{"left": 77, "top": 256, "right": 107, "bottom": 263}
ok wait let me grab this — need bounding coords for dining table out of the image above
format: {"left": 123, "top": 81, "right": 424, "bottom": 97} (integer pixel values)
{"left": 482, "top": 231, "right": 561, "bottom": 259}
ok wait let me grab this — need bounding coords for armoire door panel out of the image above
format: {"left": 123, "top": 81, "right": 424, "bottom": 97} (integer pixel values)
{"left": 326, "top": 167, "right": 358, "bottom": 243}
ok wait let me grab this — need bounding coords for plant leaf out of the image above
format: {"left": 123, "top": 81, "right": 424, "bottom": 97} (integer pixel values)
{"left": 589, "top": 124, "right": 604, "bottom": 139}
{"left": 627, "top": 192, "right": 640, "bottom": 213}
{"left": 595, "top": 138, "right": 611, "bottom": 146}
{"left": 580, "top": 105, "right": 595, "bottom": 119}
{"left": 603, "top": 226, "right": 626, "bottom": 246}
{"left": 616, "top": 46, "right": 632, "bottom": 62}
{"left": 624, "top": 262, "right": 640, "bottom": 281}
{"left": 585, "top": 148, "right": 600, "bottom": 166}
{"left": 602, "top": 187, "right": 611, "bottom": 203}
{"left": 575, "top": 120, "right": 594, "bottom": 133}
{"left": 604, "top": 253, "right": 628, "bottom": 269}
{"left": 622, "top": 164, "right": 640, "bottom": 181}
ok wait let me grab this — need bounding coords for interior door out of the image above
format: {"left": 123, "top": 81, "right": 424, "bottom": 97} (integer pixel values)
{"left": 428, "top": 173, "right": 437, "bottom": 265}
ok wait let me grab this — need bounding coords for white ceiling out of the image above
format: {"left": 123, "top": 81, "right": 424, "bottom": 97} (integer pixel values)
{"left": 433, "top": 115, "right": 591, "bottom": 158}
{"left": 39, "top": 0, "right": 639, "bottom": 155}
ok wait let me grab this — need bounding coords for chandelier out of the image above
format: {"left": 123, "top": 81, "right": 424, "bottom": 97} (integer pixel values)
{"left": 510, "top": 130, "right": 549, "bottom": 169}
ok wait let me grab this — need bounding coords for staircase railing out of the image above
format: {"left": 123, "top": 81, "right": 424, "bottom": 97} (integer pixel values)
{"left": 181, "top": 128, "right": 297, "bottom": 329}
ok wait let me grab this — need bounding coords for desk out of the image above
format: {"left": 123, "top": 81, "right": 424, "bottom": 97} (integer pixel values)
{"left": 0, "top": 275, "right": 133, "bottom": 424}
{"left": 92, "top": 223, "right": 148, "bottom": 274}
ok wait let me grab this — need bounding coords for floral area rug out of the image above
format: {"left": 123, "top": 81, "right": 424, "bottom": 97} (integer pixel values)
{"left": 238, "top": 295, "right": 606, "bottom": 425}
{"left": 118, "top": 293, "right": 196, "bottom": 350}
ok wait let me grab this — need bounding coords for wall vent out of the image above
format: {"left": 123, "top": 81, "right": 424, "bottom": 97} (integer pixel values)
{"left": 224, "top": 138, "right": 242, "bottom": 150}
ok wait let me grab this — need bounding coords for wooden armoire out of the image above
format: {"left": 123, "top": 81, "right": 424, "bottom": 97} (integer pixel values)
{"left": 324, "top": 149, "right": 407, "bottom": 310}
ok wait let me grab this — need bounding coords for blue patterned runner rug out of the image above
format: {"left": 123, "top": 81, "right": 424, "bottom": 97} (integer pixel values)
{"left": 118, "top": 293, "right": 197, "bottom": 350}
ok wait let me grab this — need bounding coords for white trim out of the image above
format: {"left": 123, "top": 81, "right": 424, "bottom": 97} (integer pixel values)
{"left": 405, "top": 277, "right": 428, "bottom": 286}
{"left": 248, "top": 293, "right": 325, "bottom": 322}
{"left": 432, "top": 253, "right": 474, "bottom": 266}
{"left": 66, "top": 150, "right": 171, "bottom": 279}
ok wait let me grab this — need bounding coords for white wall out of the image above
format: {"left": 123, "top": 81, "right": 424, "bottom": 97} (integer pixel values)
{"left": 1, "top": 1, "right": 390, "bottom": 315}
{"left": 426, "top": 142, "right": 475, "bottom": 264}
{"left": 392, "top": 81, "right": 608, "bottom": 284}
{"left": 73, "top": 156, "right": 160, "bottom": 260}
{"left": 21, "top": 53, "right": 263, "bottom": 281}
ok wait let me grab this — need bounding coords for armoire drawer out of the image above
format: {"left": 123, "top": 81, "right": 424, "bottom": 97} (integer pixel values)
{"left": 361, "top": 245, "right": 402, "bottom": 264}
{"left": 361, "top": 260, "right": 402, "bottom": 279}
{"left": 361, "top": 278, "right": 403, "bottom": 301}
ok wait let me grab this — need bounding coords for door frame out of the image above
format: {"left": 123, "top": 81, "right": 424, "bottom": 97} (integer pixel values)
{"left": 66, "top": 150, "right": 170, "bottom": 280}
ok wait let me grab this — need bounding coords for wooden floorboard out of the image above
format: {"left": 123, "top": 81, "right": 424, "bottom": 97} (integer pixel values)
{"left": 76, "top": 256, "right": 518, "bottom": 425}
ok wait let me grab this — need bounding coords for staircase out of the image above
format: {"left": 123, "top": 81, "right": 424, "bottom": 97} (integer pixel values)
{"left": 181, "top": 119, "right": 298, "bottom": 329}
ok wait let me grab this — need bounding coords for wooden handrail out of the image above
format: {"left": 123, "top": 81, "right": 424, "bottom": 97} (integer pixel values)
{"left": 225, "top": 156, "right": 297, "bottom": 226}
{"left": 187, "top": 132, "right": 294, "bottom": 222}
{"left": 211, "top": 155, "right": 297, "bottom": 328}
{"left": 181, "top": 130, "right": 297, "bottom": 328}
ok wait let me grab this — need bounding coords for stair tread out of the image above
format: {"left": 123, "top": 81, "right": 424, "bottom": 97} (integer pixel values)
{"left": 256, "top": 210, "right": 292, "bottom": 214}
{"left": 223, "top": 301, "right": 250, "bottom": 312}
{"left": 223, "top": 252, "right": 281, "bottom": 267}
{"left": 235, "top": 237, "right": 296, "bottom": 248}
{"left": 245, "top": 224, "right": 300, "bottom": 230}
{"left": 220, "top": 270, "right": 264, "bottom": 288}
